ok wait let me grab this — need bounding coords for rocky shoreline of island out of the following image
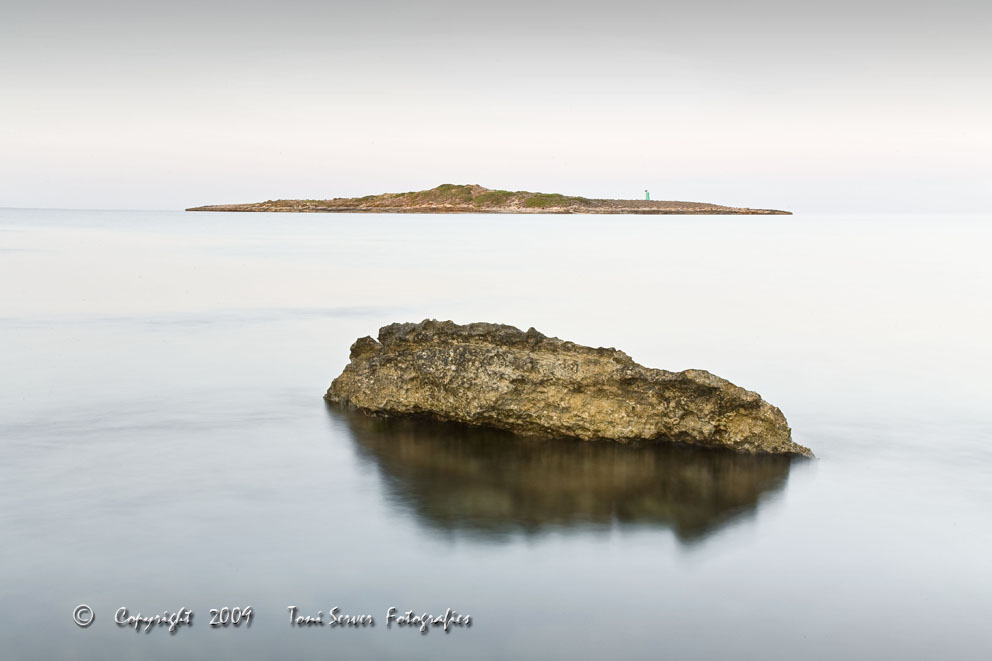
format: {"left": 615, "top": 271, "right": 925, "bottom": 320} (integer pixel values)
{"left": 186, "top": 184, "right": 791, "bottom": 215}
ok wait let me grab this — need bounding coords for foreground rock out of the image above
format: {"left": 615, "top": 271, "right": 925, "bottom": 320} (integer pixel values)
{"left": 325, "top": 320, "right": 812, "bottom": 456}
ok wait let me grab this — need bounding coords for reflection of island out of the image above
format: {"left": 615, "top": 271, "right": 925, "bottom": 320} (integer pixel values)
{"left": 329, "top": 406, "right": 800, "bottom": 543}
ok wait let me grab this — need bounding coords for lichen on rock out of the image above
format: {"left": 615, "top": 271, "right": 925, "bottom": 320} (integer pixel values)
{"left": 324, "top": 319, "right": 812, "bottom": 456}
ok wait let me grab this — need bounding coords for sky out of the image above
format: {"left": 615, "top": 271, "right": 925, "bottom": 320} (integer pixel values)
{"left": 1, "top": 0, "right": 990, "bottom": 212}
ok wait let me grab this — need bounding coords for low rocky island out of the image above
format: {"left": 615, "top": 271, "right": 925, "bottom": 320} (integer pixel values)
{"left": 325, "top": 320, "right": 812, "bottom": 456}
{"left": 187, "top": 184, "right": 791, "bottom": 215}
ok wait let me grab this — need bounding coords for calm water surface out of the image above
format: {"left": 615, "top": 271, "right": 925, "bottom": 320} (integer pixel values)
{"left": 1, "top": 209, "right": 990, "bottom": 659}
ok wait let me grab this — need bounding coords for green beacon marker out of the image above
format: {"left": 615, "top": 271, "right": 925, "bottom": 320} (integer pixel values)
{"left": 645, "top": 190, "right": 650, "bottom": 201}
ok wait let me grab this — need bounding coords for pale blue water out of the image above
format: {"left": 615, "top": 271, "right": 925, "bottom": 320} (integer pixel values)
{"left": 1, "top": 208, "right": 990, "bottom": 659}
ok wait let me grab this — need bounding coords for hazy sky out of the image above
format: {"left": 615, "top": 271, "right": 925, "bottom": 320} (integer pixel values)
{"left": 1, "top": 0, "right": 990, "bottom": 211}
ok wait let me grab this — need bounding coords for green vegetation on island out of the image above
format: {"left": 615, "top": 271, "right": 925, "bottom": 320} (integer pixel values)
{"left": 186, "top": 184, "right": 791, "bottom": 215}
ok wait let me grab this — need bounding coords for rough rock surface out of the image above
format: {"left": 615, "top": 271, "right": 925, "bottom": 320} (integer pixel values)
{"left": 325, "top": 320, "right": 812, "bottom": 456}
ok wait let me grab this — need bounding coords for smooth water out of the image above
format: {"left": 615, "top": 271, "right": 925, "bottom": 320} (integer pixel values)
{"left": 1, "top": 209, "right": 990, "bottom": 659}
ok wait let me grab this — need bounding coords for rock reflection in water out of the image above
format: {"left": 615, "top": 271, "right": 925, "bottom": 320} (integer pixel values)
{"left": 330, "top": 406, "right": 797, "bottom": 543}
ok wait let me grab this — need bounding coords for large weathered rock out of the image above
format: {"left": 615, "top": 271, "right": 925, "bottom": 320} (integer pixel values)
{"left": 325, "top": 320, "right": 812, "bottom": 456}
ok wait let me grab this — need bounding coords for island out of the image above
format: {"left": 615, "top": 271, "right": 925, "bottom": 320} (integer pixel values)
{"left": 186, "top": 184, "right": 791, "bottom": 215}
{"left": 326, "top": 320, "right": 813, "bottom": 456}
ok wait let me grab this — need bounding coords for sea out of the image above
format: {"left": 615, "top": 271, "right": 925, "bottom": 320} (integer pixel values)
{"left": 1, "top": 208, "right": 990, "bottom": 659}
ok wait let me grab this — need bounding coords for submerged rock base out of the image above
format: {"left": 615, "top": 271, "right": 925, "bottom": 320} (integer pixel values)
{"left": 325, "top": 320, "right": 812, "bottom": 456}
